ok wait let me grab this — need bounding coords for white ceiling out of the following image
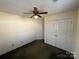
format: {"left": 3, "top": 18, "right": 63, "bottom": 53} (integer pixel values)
{"left": 0, "top": 0, "right": 79, "bottom": 17}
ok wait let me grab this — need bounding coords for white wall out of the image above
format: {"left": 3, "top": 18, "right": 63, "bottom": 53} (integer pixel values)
{"left": 0, "top": 12, "right": 36, "bottom": 55}
{"left": 44, "top": 10, "right": 77, "bottom": 52}
{"left": 74, "top": 8, "right": 79, "bottom": 59}
{"left": 35, "top": 18, "right": 44, "bottom": 39}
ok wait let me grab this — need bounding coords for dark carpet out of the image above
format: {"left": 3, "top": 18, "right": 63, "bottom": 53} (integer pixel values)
{"left": 0, "top": 40, "right": 74, "bottom": 59}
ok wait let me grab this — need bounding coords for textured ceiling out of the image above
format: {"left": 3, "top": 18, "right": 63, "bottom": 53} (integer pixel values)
{"left": 0, "top": 0, "right": 79, "bottom": 17}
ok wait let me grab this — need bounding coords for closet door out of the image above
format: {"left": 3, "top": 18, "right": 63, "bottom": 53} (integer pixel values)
{"left": 45, "top": 18, "right": 73, "bottom": 52}
{"left": 45, "top": 21, "right": 57, "bottom": 46}
{"left": 56, "top": 19, "right": 73, "bottom": 51}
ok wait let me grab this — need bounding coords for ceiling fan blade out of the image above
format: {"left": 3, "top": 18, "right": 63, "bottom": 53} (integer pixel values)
{"left": 24, "top": 13, "right": 33, "bottom": 14}
{"left": 39, "top": 12, "right": 48, "bottom": 14}
{"left": 37, "top": 15, "right": 42, "bottom": 18}
{"left": 30, "top": 15, "right": 34, "bottom": 18}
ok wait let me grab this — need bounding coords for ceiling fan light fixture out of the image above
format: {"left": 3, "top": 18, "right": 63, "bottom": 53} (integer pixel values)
{"left": 34, "top": 15, "right": 39, "bottom": 19}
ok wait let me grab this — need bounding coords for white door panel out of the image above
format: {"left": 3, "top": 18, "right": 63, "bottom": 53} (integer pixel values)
{"left": 45, "top": 18, "right": 73, "bottom": 52}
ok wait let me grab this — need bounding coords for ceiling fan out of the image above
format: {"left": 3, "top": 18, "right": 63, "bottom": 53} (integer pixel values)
{"left": 24, "top": 7, "right": 48, "bottom": 18}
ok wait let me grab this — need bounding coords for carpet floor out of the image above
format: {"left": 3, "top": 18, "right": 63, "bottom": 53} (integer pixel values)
{"left": 0, "top": 40, "right": 74, "bottom": 59}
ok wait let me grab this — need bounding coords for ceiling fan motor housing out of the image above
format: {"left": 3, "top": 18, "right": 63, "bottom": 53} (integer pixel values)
{"left": 24, "top": 7, "right": 48, "bottom": 18}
